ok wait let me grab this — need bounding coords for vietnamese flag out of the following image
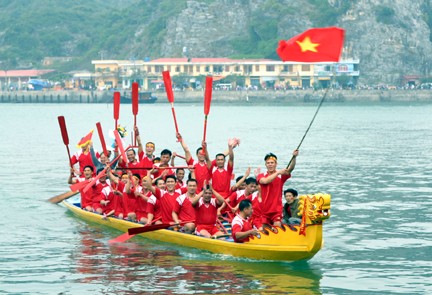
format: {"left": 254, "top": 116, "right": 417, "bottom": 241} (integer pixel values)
{"left": 76, "top": 130, "right": 94, "bottom": 148}
{"left": 276, "top": 27, "right": 345, "bottom": 63}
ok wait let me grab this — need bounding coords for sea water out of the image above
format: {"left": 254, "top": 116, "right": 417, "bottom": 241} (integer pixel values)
{"left": 0, "top": 101, "right": 431, "bottom": 294}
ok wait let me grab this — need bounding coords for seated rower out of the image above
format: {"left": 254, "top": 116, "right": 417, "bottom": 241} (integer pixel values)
{"left": 191, "top": 181, "right": 226, "bottom": 238}
{"left": 68, "top": 165, "right": 94, "bottom": 211}
{"left": 172, "top": 179, "right": 202, "bottom": 233}
{"left": 231, "top": 199, "right": 259, "bottom": 243}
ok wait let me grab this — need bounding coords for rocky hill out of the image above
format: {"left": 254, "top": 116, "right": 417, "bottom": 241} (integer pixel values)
{"left": 0, "top": 0, "right": 431, "bottom": 84}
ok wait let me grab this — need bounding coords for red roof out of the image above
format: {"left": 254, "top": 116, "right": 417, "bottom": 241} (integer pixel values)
{"left": 0, "top": 69, "right": 54, "bottom": 77}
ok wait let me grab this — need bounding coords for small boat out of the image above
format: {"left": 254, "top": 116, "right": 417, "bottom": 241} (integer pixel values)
{"left": 62, "top": 193, "right": 331, "bottom": 261}
{"left": 121, "top": 91, "right": 158, "bottom": 104}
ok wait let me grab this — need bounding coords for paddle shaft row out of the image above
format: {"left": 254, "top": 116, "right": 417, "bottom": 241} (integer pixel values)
{"left": 286, "top": 87, "right": 329, "bottom": 169}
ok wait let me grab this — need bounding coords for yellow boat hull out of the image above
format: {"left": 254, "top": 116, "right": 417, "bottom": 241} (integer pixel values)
{"left": 63, "top": 197, "right": 327, "bottom": 261}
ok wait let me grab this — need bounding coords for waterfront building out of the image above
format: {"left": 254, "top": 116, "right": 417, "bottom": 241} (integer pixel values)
{"left": 91, "top": 58, "right": 360, "bottom": 90}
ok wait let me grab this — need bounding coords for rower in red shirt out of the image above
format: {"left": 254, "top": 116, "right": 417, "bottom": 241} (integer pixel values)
{"left": 191, "top": 182, "right": 226, "bottom": 238}
{"left": 135, "top": 126, "right": 156, "bottom": 169}
{"left": 99, "top": 169, "right": 126, "bottom": 219}
{"left": 172, "top": 179, "right": 202, "bottom": 233}
{"left": 144, "top": 175, "right": 187, "bottom": 224}
{"left": 118, "top": 149, "right": 146, "bottom": 178}
{"left": 91, "top": 168, "right": 111, "bottom": 214}
{"left": 256, "top": 150, "right": 298, "bottom": 228}
{"left": 152, "top": 149, "right": 176, "bottom": 179}
{"left": 71, "top": 143, "right": 98, "bottom": 176}
{"left": 134, "top": 176, "right": 154, "bottom": 224}
{"left": 123, "top": 172, "right": 141, "bottom": 222}
{"left": 146, "top": 178, "right": 166, "bottom": 225}
{"left": 176, "top": 133, "right": 212, "bottom": 193}
{"left": 68, "top": 165, "right": 94, "bottom": 211}
{"left": 231, "top": 199, "right": 259, "bottom": 243}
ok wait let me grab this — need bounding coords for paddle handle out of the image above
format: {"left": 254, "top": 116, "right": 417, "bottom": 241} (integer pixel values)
{"left": 170, "top": 104, "right": 179, "bottom": 134}
{"left": 203, "top": 115, "right": 208, "bottom": 144}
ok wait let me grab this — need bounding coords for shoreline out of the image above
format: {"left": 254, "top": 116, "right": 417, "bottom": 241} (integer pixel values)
{"left": 1, "top": 89, "right": 431, "bottom": 103}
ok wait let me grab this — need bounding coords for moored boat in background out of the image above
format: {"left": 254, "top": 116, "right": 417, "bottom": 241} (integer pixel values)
{"left": 120, "top": 91, "right": 157, "bottom": 104}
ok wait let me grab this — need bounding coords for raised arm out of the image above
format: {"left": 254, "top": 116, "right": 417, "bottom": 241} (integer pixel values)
{"left": 177, "top": 132, "right": 192, "bottom": 163}
{"left": 202, "top": 141, "right": 212, "bottom": 170}
{"left": 190, "top": 190, "right": 204, "bottom": 206}
{"left": 286, "top": 149, "right": 299, "bottom": 173}
{"left": 231, "top": 167, "right": 251, "bottom": 191}
{"left": 135, "top": 126, "right": 143, "bottom": 155}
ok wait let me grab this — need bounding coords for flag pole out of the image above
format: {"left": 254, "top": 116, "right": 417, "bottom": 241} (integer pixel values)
{"left": 286, "top": 85, "right": 329, "bottom": 169}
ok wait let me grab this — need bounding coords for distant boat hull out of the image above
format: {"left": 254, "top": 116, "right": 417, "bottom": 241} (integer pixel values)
{"left": 121, "top": 91, "right": 158, "bottom": 104}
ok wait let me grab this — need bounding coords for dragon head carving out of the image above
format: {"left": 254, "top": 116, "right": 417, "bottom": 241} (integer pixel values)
{"left": 297, "top": 193, "right": 331, "bottom": 223}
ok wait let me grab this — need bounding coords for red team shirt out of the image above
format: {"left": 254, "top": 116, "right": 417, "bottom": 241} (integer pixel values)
{"left": 257, "top": 172, "right": 290, "bottom": 215}
{"left": 135, "top": 187, "right": 152, "bottom": 220}
{"left": 231, "top": 215, "right": 254, "bottom": 243}
{"left": 153, "top": 187, "right": 187, "bottom": 223}
{"left": 186, "top": 158, "right": 211, "bottom": 192}
{"left": 138, "top": 152, "right": 155, "bottom": 169}
{"left": 173, "top": 194, "right": 196, "bottom": 222}
{"left": 147, "top": 195, "right": 162, "bottom": 221}
{"left": 99, "top": 181, "right": 125, "bottom": 216}
{"left": 71, "top": 150, "right": 98, "bottom": 175}
{"left": 122, "top": 185, "right": 139, "bottom": 215}
{"left": 210, "top": 162, "right": 233, "bottom": 198}
{"left": 77, "top": 177, "right": 94, "bottom": 209}
{"left": 194, "top": 198, "right": 219, "bottom": 226}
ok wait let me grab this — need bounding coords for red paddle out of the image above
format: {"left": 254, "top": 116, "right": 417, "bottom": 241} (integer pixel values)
{"left": 202, "top": 76, "right": 213, "bottom": 152}
{"left": 113, "top": 91, "right": 121, "bottom": 152}
{"left": 58, "top": 116, "right": 72, "bottom": 167}
{"left": 82, "top": 147, "right": 129, "bottom": 193}
{"left": 114, "top": 130, "right": 128, "bottom": 163}
{"left": 113, "top": 91, "right": 120, "bottom": 130}
{"left": 96, "top": 122, "right": 108, "bottom": 157}
{"left": 128, "top": 219, "right": 195, "bottom": 235}
{"left": 109, "top": 217, "right": 163, "bottom": 243}
{"left": 162, "top": 71, "right": 180, "bottom": 136}
{"left": 132, "top": 82, "right": 139, "bottom": 146}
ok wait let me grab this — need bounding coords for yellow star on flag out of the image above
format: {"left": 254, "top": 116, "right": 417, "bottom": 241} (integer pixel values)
{"left": 296, "top": 36, "right": 320, "bottom": 52}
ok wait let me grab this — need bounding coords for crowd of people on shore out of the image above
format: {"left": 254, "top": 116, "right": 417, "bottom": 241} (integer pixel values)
{"left": 67, "top": 126, "right": 301, "bottom": 243}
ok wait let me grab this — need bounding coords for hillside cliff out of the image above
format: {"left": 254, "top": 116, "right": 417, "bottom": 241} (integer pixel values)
{"left": 0, "top": 0, "right": 431, "bottom": 84}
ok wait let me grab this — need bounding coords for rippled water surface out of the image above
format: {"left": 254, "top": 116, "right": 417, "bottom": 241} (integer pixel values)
{"left": 0, "top": 102, "right": 431, "bottom": 294}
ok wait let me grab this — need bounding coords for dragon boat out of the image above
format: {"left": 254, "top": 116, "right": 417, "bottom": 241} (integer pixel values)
{"left": 62, "top": 193, "right": 331, "bottom": 261}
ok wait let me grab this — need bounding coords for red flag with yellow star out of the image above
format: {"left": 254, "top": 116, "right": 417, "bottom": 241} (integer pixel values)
{"left": 276, "top": 27, "right": 345, "bottom": 62}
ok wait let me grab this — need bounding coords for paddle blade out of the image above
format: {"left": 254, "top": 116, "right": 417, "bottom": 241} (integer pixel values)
{"left": 113, "top": 92, "right": 120, "bottom": 120}
{"left": 162, "top": 71, "right": 174, "bottom": 103}
{"left": 204, "top": 76, "right": 213, "bottom": 115}
{"left": 114, "top": 130, "right": 128, "bottom": 163}
{"left": 58, "top": 116, "right": 69, "bottom": 145}
{"left": 109, "top": 232, "right": 135, "bottom": 244}
{"left": 128, "top": 223, "right": 171, "bottom": 235}
{"left": 70, "top": 180, "right": 89, "bottom": 192}
{"left": 47, "top": 191, "right": 79, "bottom": 204}
{"left": 132, "top": 82, "right": 139, "bottom": 115}
{"left": 96, "top": 122, "right": 108, "bottom": 157}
